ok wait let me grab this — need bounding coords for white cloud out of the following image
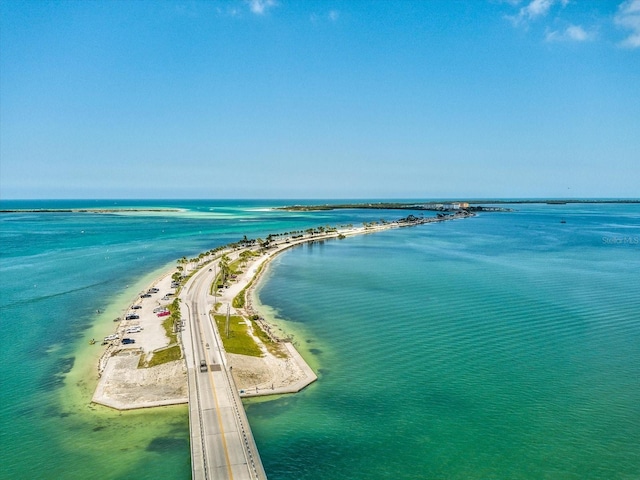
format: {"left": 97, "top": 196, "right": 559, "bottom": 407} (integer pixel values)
{"left": 523, "top": 0, "right": 554, "bottom": 19}
{"left": 566, "top": 24, "right": 589, "bottom": 40}
{"left": 246, "top": 0, "right": 277, "bottom": 15}
{"left": 505, "top": 0, "right": 640, "bottom": 47}
{"left": 615, "top": 0, "right": 640, "bottom": 48}
{"left": 506, "top": 0, "right": 568, "bottom": 26}
{"left": 545, "top": 24, "right": 594, "bottom": 42}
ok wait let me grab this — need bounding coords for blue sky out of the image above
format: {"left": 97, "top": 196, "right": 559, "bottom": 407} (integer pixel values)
{"left": 1, "top": 0, "right": 638, "bottom": 199}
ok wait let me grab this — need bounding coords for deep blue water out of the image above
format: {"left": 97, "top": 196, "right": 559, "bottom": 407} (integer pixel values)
{"left": 0, "top": 200, "right": 638, "bottom": 479}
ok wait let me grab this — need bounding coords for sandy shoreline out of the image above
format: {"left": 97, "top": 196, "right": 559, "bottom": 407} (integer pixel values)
{"left": 91, "top": 271, "right": 188, "bottom": 409}
{"left": 91, "top": 211, "right": 473, "bottom": 410}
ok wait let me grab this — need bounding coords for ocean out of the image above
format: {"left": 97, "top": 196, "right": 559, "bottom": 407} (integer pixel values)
{"left": 1, "top": 200, "right": 638, "bottom": 479}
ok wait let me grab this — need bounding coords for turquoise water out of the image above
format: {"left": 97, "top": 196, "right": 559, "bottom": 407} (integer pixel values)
{"left": 1, "top": 200, "right": 638, "bottom": 479}
{"left": 251, "top": 203, "right": 640, "bottom": 479}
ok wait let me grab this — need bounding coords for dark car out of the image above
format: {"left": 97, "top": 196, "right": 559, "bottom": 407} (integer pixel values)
{"left": 140, "top": 293, "right": 152, "bottom": 298}
{"left": 125, "top": 314, "right": 139, "bottom": 320}
{"left": 131, "top": 305, "right": 142, "bottom": 310}
{"left": 122, "top": 338, "right": 135, "bottom": 345}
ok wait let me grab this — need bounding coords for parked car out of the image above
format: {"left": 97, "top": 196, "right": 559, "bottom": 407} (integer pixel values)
{"left": 121, "top": 338, "right": 135, "bottom": 345}
{"left": 131, "top": 305, "right": 142, "bottom": 310}
{"left": 125, "top": 314, "right": 139, "bottom": 320}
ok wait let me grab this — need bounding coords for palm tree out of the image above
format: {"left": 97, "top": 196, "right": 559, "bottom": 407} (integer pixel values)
{"left": 219, "top": 253, "right": 230, "bottom": 285}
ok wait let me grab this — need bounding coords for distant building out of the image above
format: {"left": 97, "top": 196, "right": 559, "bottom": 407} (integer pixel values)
{"left": 418, "top": 202, "right": 469, "bottom": 211}
{"left": 442, "top": 202, "right": 469, "bottom": 210}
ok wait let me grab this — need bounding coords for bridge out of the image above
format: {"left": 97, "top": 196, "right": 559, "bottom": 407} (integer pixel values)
{"left": 180, "top": 261, "right": 267, "bottom": 480}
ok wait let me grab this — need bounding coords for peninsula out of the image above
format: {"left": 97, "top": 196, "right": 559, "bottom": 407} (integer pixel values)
{"left": 91, "top": 209, "right": 474, "bottom": 410}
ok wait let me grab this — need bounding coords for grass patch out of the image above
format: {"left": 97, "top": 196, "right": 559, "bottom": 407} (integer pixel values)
{"left": 214, "top": 314, "right": 262, "bottom": 357}
{"left": 228, "top": 257, "right": 244, "bottom": 274}
{"left": 162, "top": 316, "right": 177, "bottom": 343}
{"left": 209, "top": 271, "right": 221, "bottom": 295}
{"left": 232, "top": 288, "right": 247, "bottom": 309}
{"left": 141, "top": 344, "right": 182, "bottom": 368}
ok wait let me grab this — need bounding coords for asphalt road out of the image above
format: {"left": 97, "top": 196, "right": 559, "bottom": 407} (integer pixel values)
{"left": 181, "top": 257, "right": 266, "bottom": 480}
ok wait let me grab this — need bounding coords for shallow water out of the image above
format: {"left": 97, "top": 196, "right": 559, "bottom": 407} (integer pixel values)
{"left": 251, "top": 204, "right": 640, "bottom": 479}
{"left": 0, "top": 199, "right": 418, "bottom": 479}
{"left": 1, "top": 200, "right": 638, "bottom": 479}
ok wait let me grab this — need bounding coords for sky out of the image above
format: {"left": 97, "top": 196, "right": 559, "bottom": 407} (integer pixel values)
{"left": 1, "top": 0, "right": 638, "bottom": 199}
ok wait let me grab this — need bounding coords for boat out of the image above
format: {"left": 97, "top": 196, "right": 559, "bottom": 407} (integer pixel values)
{"left": 560, "top": 219, "right": 566, "bottom": 224}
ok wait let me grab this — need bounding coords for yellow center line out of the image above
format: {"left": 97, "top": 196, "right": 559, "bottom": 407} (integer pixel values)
{"left": 196, "top": 306, "right": 234, "bottom": 480}
{"left": 206, "top": 351, "right": 234, "bottom": 480}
